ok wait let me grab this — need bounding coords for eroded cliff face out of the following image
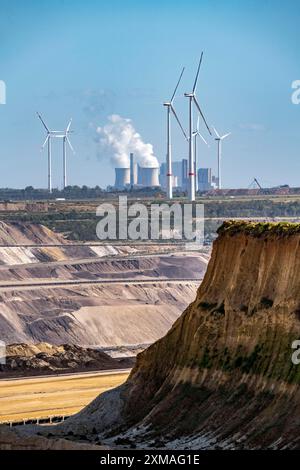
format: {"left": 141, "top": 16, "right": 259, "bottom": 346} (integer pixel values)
{"left": 56, "top": 222, "right": 300, "bottom": 449}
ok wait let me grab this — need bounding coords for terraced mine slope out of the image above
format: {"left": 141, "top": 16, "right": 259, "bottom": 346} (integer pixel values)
{"left": 51, "top": 221, "right": 300, "bottom": 449}
{"left": 0, "top": 221, "right": 67, "bottom": 246}
{"left": 0, "top": 222, "right": 207, "bottom": 353}
{"left": 0, "top": 282, "right": 198, "bottom": 350}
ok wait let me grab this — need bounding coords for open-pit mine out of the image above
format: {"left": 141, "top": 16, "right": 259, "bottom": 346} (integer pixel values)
{"left": 7, "top": 220, "right": 300, "bottom": 450}
{"left": 0, "top": 221, "right": 208, "bottom": 353}
{"left": 0, "top": 220, "right": 208, "bottom": 430}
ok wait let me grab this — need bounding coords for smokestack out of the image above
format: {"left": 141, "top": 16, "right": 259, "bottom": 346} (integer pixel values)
{"left": 130, "top": 153, "right": 134, "bottom": 189}
{"left": 115, "top": 168, "right": 130, "bottom": 190}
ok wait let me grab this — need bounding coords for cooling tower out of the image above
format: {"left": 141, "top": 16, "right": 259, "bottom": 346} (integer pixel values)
{"left": 138, "top": 167, "right": 160, "bottom": 187}
{"left": 115, "top": 167, "right": 130, "bottom": 190}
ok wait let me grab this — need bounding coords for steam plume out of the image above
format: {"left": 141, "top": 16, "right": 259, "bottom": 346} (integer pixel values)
{"left": 96, "top": 114, "right": 158, "bottom": 168}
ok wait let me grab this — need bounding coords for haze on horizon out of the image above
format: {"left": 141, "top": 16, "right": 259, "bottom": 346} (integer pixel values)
{"left": 0, "top": 0, "right": 299, "bottom": 190}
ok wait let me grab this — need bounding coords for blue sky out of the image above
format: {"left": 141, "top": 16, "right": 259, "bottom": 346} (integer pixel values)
{"left": 0, "top": 0, "right": 299, "bottom": 189}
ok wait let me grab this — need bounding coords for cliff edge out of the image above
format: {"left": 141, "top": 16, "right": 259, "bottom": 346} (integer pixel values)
{"left": 53, "top": 221, "right": 300, "bottom": 449}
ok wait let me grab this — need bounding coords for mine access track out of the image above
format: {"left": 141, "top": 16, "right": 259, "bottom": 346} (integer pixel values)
{"left": 0, "top": 278, "right": 200, "bottom": 290}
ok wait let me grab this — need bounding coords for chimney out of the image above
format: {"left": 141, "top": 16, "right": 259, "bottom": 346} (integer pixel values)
{"left": 130, "top": 153, "right": 134, "bottom": 189}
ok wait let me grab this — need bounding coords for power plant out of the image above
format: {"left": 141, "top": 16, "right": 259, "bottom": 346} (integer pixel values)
{"left": 112, "top": 54, "right": 231, "bottom": 198}
{"left": 114, "top": 154, "right": 159, "bottom": 190}
{"left": 35, "top": 53, "right": 232, "bottom": 197}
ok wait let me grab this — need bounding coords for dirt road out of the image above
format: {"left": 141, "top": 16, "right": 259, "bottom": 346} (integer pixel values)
{"left": 0, "top": 277, "right": 200, "bottom": 291}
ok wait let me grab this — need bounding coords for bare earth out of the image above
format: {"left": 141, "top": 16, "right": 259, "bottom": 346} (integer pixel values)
{"left": 0, "top": 223, "right": 208, "bottom": 351}
{"left": 0, "top": 370, "right": 129, "bottom": 423}
{"left": 0, "top": 222, "right": 207, "bottom": 430}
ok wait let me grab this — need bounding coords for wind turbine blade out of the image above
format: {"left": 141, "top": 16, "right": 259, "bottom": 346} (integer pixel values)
{"left": 66, "top": 118, "right": 72, "bottom": 133}
{"left": 170, "top": 67, "right": 185, "bottom": 104}
{"left": 66, "top": 136, "right": 75, "bottom": 153}
{"left": 198, "top": 133, "right": 209, "bottom": 146}
{"left": 41, "top": 135, "right": 49, "bottom": 148}
{"left": 171, "top": 105, "right": 188, "bottom": 140}
{"left": 37, "top": 112, "right": 50, "bottom": 132}
{"left": 212, "top": 126, "right": 220, "bottom": 139}
{"left": 221, "top": 132, "right": 231, "bottom": 140}
{"left": 196, "top": 115, "right": 200, "bottom": 132}
{"left": 193, "top": 96, "right": 212, "bottom": 135}
{"left": 192, "top": 52, "right": 203, "bottom": 93}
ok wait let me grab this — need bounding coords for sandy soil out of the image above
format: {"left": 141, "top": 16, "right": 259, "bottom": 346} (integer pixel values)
{"left": 0, "top": 370, "right": 129, "bottom": 423}
{"left": 0, "top": 221, "right": 67, "bottom": 246}
{"left": 0, "top": 282, "right": 198, "bottom": 348}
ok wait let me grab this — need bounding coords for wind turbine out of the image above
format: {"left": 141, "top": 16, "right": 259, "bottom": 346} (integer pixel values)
{"left": 184, "top": 52, "right": 212, "bottom": 201}
{"left": 163, "top": 67, "right": 188, "bottom": 199}
{"left": 62, "top": 119, "right": 74, "bottom": 189}
{"left": 37, "top": 113, "right": 74, "bottom": 192}
{"left": 193, "top": 116, "right": 209, "bottom": 192}
{"left": 37, "top": 112, "right": 53, "bottom": 193}
{"left": 213, "top": 127, "right": 231, "bottom": 189}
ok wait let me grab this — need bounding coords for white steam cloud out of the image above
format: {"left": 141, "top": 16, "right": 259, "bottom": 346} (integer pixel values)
{"left": 96, "top": 114, "right": 159, "bottom": 168}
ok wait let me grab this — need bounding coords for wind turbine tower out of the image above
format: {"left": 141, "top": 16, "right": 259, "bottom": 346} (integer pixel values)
{"left": 37, "top": 113, "right": 53, "bottom": 193}
{"left": 193, "top": 116, "right": 209, "bottom": 192}
{"left": 163, "top": 67, "right": 188, "bottom": 199}
{"left": 62, "top": 119, "right": 74, "bottom": 189}
{"left": 184, "top": 53, "right": 211, "bottom": 201}
{"left": 213, "top": 127, "right": 231, "bottom": 189}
